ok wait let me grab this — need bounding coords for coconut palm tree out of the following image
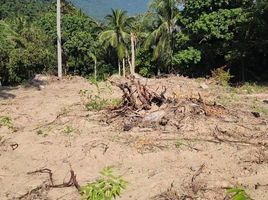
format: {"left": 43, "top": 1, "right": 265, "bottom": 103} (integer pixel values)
{"left": 99, "top": 9, "right": 134, "bottom": 76}
{"left": 144, "top": 0, "right": 180, "bottom": 73}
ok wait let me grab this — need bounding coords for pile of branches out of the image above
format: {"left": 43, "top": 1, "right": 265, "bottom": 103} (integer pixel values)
{"left": 109, "top": 76, "right": 227, "bottom": 131}
{"left": 114, "top": 75, "right": 167, "bottom": 111}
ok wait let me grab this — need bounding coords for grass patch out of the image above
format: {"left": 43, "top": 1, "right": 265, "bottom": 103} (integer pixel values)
{"left": 86, "top": 95, "right": 122, "bottom": 111}
{"left": 216, "top": 93, "right": 241, "bottom": 107}
{"left": 252, "top": 105, "right": 268, "bottom": 115}
{"left": 234, "top": 82, "right": 266, "bottom": 94}
{"left": 80, "top": 167, "right": 127, "bottom": 200}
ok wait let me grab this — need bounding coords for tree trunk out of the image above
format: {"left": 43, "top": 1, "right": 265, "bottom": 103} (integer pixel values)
{"left": 57, "top": 0, "right": 62, "bottom": 78}
{"left": 94, "top": 59, "right": 97, "bottom": 80}
{"left": 118, "top": 59, "right": 121, "bottom": 76}
{"left": 123, "top": 58, "right": 126, "bottom": 77}
{"left": 131, "top": 33, "right": 136, "bottom": 74}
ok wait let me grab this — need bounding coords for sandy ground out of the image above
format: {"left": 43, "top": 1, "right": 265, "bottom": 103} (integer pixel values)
{"left": 0, "top": 75, "right": 268, "bottom": 200}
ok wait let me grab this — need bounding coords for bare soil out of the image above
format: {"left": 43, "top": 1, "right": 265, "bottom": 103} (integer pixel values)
{"left": 0, "top": 75, "right": 268, "bottom": 200}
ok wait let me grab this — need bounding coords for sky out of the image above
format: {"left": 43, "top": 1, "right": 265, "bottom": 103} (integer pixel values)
{"left": 68, "top": 0, "right": 150, "bottom": 19}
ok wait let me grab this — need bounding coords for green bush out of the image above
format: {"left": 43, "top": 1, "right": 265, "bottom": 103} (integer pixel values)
{"left": 86, "top": 95, "right": 109, "bottom": 111}
{"left": 0, "top": 116, "right": 13, "bottom": 129}
{"left": 226, "top": 187, "right": 251, "bottom": 200}
{"left": 211, "top": 67, "right": 233, "bottom": 86}
{"left": 80, "top": 167, "right": 127, "bottom": 200}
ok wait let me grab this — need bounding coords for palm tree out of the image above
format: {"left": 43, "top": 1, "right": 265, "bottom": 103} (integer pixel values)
{"left": 99, "top": 9, "right": 134, "bottom": 76}
{"left": 144, "top": 0, "right": 180, "bottom": 73}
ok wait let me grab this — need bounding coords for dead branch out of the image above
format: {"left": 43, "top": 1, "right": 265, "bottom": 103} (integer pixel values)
{"left": 17, "top": 169, "right": 80, "bottom": 199}
{"left": 213, "top": 126, "right": 268, "bottom": 148}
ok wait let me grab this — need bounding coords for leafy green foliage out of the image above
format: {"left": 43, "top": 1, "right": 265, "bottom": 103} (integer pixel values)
{"left": 85, "top": 95, "right": 122, "bottom": 111}
{"left": 85, "top": 95, "right": 109, "bottom": 111}
{"left": 173, "top": 47, "right": 201, "bottom": 67}
{"left": 144, "top": 0, "right": 180, "bottom": 72}
{"left": 0, "top": 116, "right": 13, "bottom": 129}
{"left": 1, "top": 0, "right": 268, "bottom": 85}
{"left": 80, "top": 167, "right": 127, "bottom": 200}
{"left": 99, "top": 9, "right": 134, "bottom": 64}
{"left": 226, "top": 187, "right": 251, "bottom": 200}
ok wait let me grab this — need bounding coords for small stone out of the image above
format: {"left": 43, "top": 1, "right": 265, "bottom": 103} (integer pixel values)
{"left": 263, "top": 100, "right": 268, "bottom": 104}
{"left": 200, "top": 83, "right": 209, "bottom": 89}
{"left": 123, "top": 123, "right": 133, "bottom": 131}
{"left": 252, "top": 112, "right": 261, "bottom": 118}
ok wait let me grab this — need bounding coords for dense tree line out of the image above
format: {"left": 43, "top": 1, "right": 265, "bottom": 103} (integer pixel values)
{"left": 0, "top": 0, "right": 267, "bottom": 85}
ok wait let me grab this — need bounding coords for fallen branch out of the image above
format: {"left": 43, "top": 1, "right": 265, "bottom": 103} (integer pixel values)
{"left": 17, "top": 169, "right": 80, "bottom": 199}
{"left": 213, "top": 126, "right": 268, "bottom": 148}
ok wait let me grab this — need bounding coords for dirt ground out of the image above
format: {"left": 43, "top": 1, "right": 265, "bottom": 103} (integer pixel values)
{"left": 0, "top": 75, "right": 268, "bottom": 200}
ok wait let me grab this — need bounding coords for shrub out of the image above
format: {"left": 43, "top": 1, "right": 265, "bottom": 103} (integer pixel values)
{"left": 85, "top": 95, "right": 109, "bottom": 111}
{"left": 0, "top": 116, "right": 13, "bottom": 129}
{"left": 226, "top": 187, "right": 251, "bottom": 200}
{"left": 80, "top": 167, "right": 127, "bottom": 200}
{"left": 211, "top": 66, "right": 233, "bottom": 86}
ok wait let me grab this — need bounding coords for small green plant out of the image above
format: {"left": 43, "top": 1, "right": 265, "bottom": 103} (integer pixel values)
{"left": 79, "top": 89, "right": 89, "bottom": 96}
{"left": 0, "top": 116, "right": 13, "bottom": 129}
{"left": 86, "top": 95, "right": 109, "bottom": 111}
{"left": 36, "top": 129, "right": 48, "bottom": 137}
{"left": 226, "top": 187, "right": 251, "bottom": 200}
{"left": 175, "top": 141, "right": 183, "bottom": 148}
{"left": 36, "top": 129, "right": 43, "bottom": 135}
{"left": 211, "top": 67, "right": 233, "bottom": 86}
{"left": 64, "top": 125, "right": 74, "bottom": 134}
{"left": 109, "top": 98, "right": 122, "bottom": 107}
{"left": 80, "top": 167, "right": 127, "bottom": 200}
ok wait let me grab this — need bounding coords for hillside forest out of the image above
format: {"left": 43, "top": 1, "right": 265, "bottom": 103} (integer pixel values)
{"left": 0, "top": 0, "right": 268, "bottom": 85}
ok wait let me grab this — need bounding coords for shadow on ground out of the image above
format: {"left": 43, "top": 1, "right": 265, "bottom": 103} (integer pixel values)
{"left": 0, "top": 87, "right": 16, "bottom": 99}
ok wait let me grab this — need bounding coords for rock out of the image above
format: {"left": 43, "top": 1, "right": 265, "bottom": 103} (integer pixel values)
{"left": 263, "top": 100, "right": 268, "bottom": 104}
{"left": 199, "top": 83, "right": 209, "bottom": 89}
{"left": 123, "top": 123, "right": 133, "bottom": 131}
{"left": 252, "top": 112, "right": 261, "bottom": 118}
{"left": 143, "top": 110, "right": 166, "bottom": 122}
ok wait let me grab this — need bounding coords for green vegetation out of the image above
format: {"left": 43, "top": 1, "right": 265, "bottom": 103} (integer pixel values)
{"left": 235, "top": 82, "right": 266, "bottom": 94}
{"left": 85, "top": 95, "right": 122, "bottom": 111}
{"left": 63, "top": 125, "right": 74, "bottom": 134}
{"left": 226, "top": 187, "right": 251, "bottom": 200}
{"left": 0, "top": 0, "right": 267, "bottom": 85}
{"left": 85, "top": 95, "right": 109, "bottom": 111}
{"left": 0, "top": 116, "right": 13, "bottom": 129}
{"left": 211, "top": 67, "right": 233, "bottom": 86}
{"left": 252, "top": 105, "right": 268, "bottom": 115}
{"left": 80, "top": 167, "right": 127, "bottom": 200}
